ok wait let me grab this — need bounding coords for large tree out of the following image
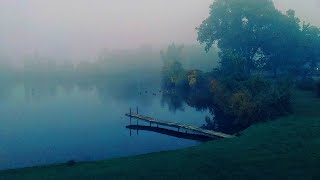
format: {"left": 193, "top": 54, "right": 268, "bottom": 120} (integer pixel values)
{"left": 198, "top": 0, "right": 319, "bottom": 77}
{"left": 197, "top": 0, "right": 282, "bottom": 75}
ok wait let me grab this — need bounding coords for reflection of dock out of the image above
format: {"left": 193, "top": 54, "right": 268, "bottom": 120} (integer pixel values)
{"left": 125, "top": 110, "right": 235, "bottom": 139}
{"left": 126, "top": 125, "right": 214, "bottom": 142}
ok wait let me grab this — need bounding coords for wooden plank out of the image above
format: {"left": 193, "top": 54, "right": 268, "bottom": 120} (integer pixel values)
{"left": 125, "top": 113, "right": 235, "bottom": 139}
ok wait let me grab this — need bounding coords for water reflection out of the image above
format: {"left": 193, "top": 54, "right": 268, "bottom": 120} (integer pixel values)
{"left": 160, "top": 87, "right": 237, "bottom": 134}
{"left": 0, "top": 77, "right": 159, "bottom": 105}
{"left": 126, "top": 125, "right": 215, "bottom": 142}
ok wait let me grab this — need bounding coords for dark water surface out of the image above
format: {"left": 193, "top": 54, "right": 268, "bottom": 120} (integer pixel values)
{"left": 0, "top": 79, "right": 209, "bottom": 170}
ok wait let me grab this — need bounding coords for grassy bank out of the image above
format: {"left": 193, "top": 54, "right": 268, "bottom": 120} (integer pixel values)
{"left": 1, "top": 91, "right": 320, "bottom": 179}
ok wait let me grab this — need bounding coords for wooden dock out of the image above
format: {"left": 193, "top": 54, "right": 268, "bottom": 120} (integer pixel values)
{"left": 126, "top": 125, "right": 214, "bottom": 142}
{"left": 125, "top": 112, "right": 235, "bottom": 139}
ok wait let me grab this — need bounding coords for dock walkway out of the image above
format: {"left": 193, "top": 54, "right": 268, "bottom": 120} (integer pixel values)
{"left": 125, "top": 112, "right": 235, "bottom": 139}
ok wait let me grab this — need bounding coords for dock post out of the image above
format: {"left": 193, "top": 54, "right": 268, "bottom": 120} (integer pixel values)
{"left": 136, "top": 115, "right": 139, "bottom": 135}
{"left": 136, "top": 107, "right": 139, "bottom": 114}
{"left": 137, "top": 123, "right": 139, "bottom": 135}
{"left": 129, "top": 108, "right": 132, "bottom": 136}
{"left": 129, "top": 108, "right": 132, "bottom": 124}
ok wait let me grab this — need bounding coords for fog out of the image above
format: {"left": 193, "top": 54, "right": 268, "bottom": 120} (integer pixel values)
{"left": 274, "top": 0, "right": 320, "bottom": 25}
{"left": 0, "top": 0, "right": 319, "bottom": 64}
{"left": 0, "top": 0, "right": 212, "bottom": 63}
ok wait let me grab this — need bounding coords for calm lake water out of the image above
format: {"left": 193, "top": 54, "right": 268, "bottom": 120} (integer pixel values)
{"left": 0, "top": 78, "right": 210, "bottom": 170}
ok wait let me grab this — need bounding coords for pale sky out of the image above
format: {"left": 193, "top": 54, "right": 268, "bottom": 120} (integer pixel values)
{"left": 274, "top": 0, "right": 320, "bottom": 25}
{"left": 0, "top": 0, "right": 319, "bottom": 62}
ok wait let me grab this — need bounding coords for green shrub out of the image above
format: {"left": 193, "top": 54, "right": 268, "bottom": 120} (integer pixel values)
{"left": 211, "top": 76, "right": 292, "bottom": 127}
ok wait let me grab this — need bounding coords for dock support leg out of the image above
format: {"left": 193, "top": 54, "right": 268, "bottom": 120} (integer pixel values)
{"left": 129, "top": 108, "right": 132, "bottom": 136}
{"left": 137, "top": 119, "right": 139, "bottom": 135}
{"left": 136, "top": 107, "right": 139, "bottom": 114}
{"left": 129, "top": 108, "right": 132, "bottom": 124}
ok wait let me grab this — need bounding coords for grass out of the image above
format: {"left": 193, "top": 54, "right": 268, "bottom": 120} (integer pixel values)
{"left": 1, "top": 91, "right": 320, "bottom": 179}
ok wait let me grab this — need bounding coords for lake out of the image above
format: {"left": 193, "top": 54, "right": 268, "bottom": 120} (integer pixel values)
{"left": 0, "top": 77, "right": 210, "bottom": 170}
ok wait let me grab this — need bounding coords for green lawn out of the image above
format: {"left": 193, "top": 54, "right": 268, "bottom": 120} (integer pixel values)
{"left": 1, "top": 91, "right": 320, "bottom": 180}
